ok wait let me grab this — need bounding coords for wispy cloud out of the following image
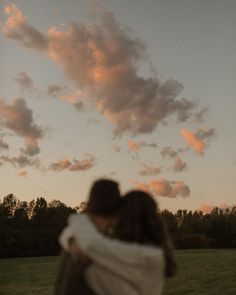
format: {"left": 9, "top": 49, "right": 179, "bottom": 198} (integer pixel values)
{"left": 138, "top": 163, "right": 162, "bottom": 176}
{"left": 161, "top": 146, "right": 178, "bottom": 158}
{"left": 0, "top": 97, "right": 43, "bottom": 156}
{"left": 0, "top": 154, "right": 40, "bottom": 169}
{"left": 50, "top": 154, "right": 96, "bottom": 172}
{"left": 3, "top": 3, "right": 203, "bottom": 136}
{"left": 14, "top": 71, "right": 35, "bottom": 93}
{"left": 112, "top": 144, "right": 122, "bottom": 153}
{"left": 160, "top": 146, "right": 187, "bottom": 172}
{"left": 127, "top": 139, "right": 158, "bottom": 152}
{"left": 47, "top": 84, "right": 83, "bottom": 110}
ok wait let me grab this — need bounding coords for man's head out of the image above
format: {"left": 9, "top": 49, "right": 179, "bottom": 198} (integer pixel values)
{"left": 87, "top": 178, "right": 120, "bottom": 217}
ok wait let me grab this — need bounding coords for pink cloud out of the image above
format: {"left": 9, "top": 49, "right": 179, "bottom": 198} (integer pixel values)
{"left": 50, "top": 155, "right": 96, "bottom": 172}
{"left": 127, "top": 140, "right": 145, "bottom": 152}
{"left": 198, "top": 203, "right": 236, "bottom": 214}
{"left": 134, "top": 178, "right": 190, "bottom": 198}
{"left": 180, "top": 128, "right": 205, "bottom": 154}
{"left": 3, "top": 4, "right": 203, "bottom": 136}
{"left": 18, "top": 170, "right": 28, "bottom": 177}
{"left": 50, "top": 158, "right": 72, "bottom": 172}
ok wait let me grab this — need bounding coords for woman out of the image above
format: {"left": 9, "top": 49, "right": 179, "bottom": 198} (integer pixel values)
{"left": 60, "top": 190, "right": 176, "bottom": 295}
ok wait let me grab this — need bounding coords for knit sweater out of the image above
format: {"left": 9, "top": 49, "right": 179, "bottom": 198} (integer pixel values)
{"left": 60, "top": 214, "right": 165, "bottom": 295}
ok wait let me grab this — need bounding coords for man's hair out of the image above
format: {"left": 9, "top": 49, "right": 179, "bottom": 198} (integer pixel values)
{"left": 87, "top": 179, "right": 120, "bottom": 216}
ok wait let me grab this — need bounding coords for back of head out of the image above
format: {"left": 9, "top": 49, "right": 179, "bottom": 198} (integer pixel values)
{"left": 87, "top": 179, "right": 120, "bottom": 217}
{"left": 115, "top": 190, "right": 177, "bottom": 278}
{"left": 114, "top": 190, "right": 159, "bottom": 245}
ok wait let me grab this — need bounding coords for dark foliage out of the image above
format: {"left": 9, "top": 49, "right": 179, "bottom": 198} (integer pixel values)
{"left": 0, "top": 194, "right": 235, "bottom": 258}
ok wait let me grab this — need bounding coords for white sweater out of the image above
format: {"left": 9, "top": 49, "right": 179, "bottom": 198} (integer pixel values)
{"left": 60, "top": 214, "right": 165, "bottom": 295}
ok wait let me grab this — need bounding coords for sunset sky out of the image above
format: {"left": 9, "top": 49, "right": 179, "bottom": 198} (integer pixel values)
{"left": 0, "top": 0, "right": 235, "bottom": 212}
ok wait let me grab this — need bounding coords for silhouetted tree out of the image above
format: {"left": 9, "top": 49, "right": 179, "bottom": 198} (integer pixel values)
{"left": 0, "top": 194, "right": 236, "bottom": 258}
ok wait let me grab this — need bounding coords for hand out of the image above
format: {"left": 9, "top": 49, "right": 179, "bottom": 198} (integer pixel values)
{"left": 68, "top": 238, "right": 89, "bottom": 264}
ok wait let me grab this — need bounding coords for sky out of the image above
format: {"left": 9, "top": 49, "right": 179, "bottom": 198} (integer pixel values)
{"left": 0, "top": 0, "right": 235, "bottom": 212}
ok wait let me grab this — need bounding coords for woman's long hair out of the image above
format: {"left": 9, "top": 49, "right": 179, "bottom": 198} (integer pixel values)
{"left": 114, "top": 190, "right": 177, "bottom": 278}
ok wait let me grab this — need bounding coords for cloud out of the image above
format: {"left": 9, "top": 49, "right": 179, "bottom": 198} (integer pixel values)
{"left": 69, "top": 155, "right": 96, "bottom": 171}
{"left": 135, "top": 178, "right": 190, "bottom": 198}
{"left": 127, "top": 139, "right": 158, "bottom": 152}
{"left": 50, "top": 158, "right": 71, "bottom": 172}
{"left": 180, "top": 128, "right": 205, "bottom": 155}
{"left": 127, "top": 140, "right": 145, "bottom": 152}
{"left": 0, "top": 97, "right": 43, "bottom": 156}
{"left": 3, "top": 4, "right": 202, "bottom": 136}
{"left": 180, "top": 127, "right": 215, "bottom": 155}
{"left": 139, "top": 163, "right": 162, "bottom": 176}
{"left": 0, "top": 138, "right": 9, "bottom": 150}
{"left": 195, "top": 127, "right": 216, "bottom": 140}
{"left": 50, "top": 154, "right": 96, "bottom": 172}
{"left": 2, "top": 3, "right": 48, "bottom": 50}
{"left": 160, "top": 146, "right": 187, "bottom": 172}
{"left": 0, "top": 155, "right": 40, "bottom": 168}
{"left": 160, "top": 146, "right": 178, "bottom": 158}
{"left": 47, "top": 83, "right": 83, "bottom": 110}
{"left": 173, "top": 156, "right": 187, "bottom": 172}
{"left": 14, "top": 71, "right": 35, "bottom": 92}
{"left": 112, "top": 144, "right": 121, "bottom": 153}
{"left": 198, "top": 203, "right": 236, "bottom": 214}
{"left": 145, "top": 142, "right": 158, "bottom": 148}
{"left": 18, "top": 170, "right": 28, "bottom": 177}
{"left": 86, "top": 118, "right": 100, "bottom": 125}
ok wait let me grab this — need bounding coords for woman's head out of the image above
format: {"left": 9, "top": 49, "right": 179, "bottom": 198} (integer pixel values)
{"left": 115, "top": 190, "right": 177, "bottom": 277}
{"left": 115, "top": 190, "right": 161, "bottom": 245}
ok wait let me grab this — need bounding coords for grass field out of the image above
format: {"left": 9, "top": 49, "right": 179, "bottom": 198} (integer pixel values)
{"left": 0, "top": 249, "right": 236, "bottom": 295}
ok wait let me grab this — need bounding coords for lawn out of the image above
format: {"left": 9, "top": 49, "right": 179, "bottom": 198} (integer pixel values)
{"left": 0, "top": 250, "right": 236, "bottom": 295}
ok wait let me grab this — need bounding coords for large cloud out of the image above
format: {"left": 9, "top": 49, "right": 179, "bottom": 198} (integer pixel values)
{"left": 0, "top": 97, "right": 43, "bottom": 156}
{"left": 50, "top": 154, "right": 96, "bottom": 172}
{"left": 135, "top": 178, "right": 190, "bottom": 198}
{"left": 3, "top": 4, "right": 202, "bottom": 136}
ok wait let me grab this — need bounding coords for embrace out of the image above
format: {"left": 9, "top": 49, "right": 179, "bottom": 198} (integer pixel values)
{"left": 54, "top": 179, "right": 177, "bottom": 295}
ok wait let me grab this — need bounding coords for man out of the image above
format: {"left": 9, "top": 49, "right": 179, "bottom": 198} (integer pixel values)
{"left": 54, "top": 178, "right": 121, "bottom": 295}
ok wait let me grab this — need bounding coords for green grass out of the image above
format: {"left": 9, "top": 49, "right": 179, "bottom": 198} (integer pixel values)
{"left": 0, "top": 250, "right": 236, "bottom": 295}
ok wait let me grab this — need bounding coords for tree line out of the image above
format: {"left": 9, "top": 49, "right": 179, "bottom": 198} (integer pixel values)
{"left": 0, "top": 194, "right": 236, "bottom": 258}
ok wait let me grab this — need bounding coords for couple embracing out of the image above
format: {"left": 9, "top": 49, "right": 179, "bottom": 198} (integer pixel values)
{"left": 55, "top": 179, "right": 177, "bottom": 295}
